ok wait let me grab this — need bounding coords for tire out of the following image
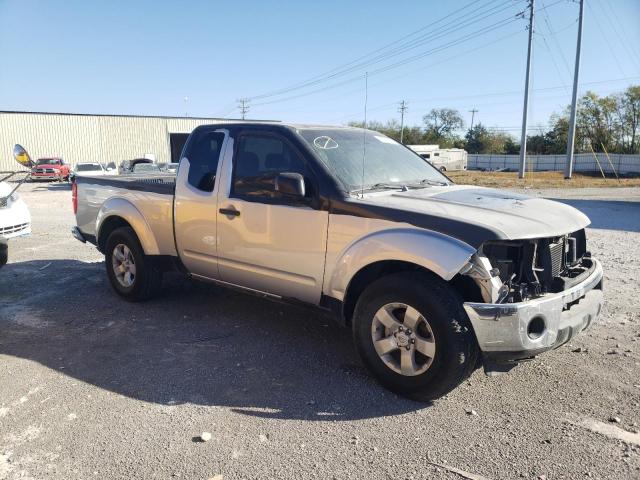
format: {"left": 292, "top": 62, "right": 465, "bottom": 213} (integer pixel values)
{"left": 352, "top": 271, "right": 479, "bottom": 402}
{"left": 0, "top": 243, "right": 8, "bottom": 268}
{"left": 104, "top": 227, "right": 162, "bottom": 301}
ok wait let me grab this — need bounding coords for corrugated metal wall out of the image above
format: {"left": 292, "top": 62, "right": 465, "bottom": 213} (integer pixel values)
{"left": 0, "top": 112, "right": 234, "bottom": 171}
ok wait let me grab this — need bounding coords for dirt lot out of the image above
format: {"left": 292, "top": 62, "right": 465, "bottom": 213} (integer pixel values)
{"left": 448, "top": 170, "right": 640, "bottom": 189}
{"left": 1, "top": 182, "right": 639, "bottom": 480}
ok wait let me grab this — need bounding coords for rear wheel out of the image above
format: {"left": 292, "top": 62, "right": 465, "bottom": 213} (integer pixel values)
{"left": 104, "top": 227, "right": 162, "bottom": 301}
{"left": 352, "top": 271, "right": 478, "bottom": 401}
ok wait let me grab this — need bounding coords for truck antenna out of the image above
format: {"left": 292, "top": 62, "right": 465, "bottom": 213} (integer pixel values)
{"left": 360, "top": 72, "right": 368, "bottom": 197}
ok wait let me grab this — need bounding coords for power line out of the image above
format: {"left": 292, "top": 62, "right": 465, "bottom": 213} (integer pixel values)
{"left": 321, "top": 76, "right": 639, "bottom": 124}
{"left": 248, "top": 0, "right": 525, "bottom": 102}
{"left": 248, "top": 0, "right": 503, "bottom": 102}
{"left": 250, "top": 0, "right": 571, "bottom": 110}
{"left": 252, "top": 14, "right": 524, "bottom": 107}
{"left": 540, "top": 0, "right": 573, "bottom": 77}
{"left": 587, "top": 0, "right": 626, "bottom": 77}
{"left": 595, "top": 0, "right": 640, "bottom": 68}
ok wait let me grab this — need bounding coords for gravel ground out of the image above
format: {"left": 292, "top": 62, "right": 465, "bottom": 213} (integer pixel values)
{"left": 1, "top": 183, "right": 639, "bottom": 480}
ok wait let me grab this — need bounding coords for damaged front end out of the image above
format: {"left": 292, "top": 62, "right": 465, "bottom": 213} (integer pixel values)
{"left": 460, "top": 229, "right": 604, "bottom": 374}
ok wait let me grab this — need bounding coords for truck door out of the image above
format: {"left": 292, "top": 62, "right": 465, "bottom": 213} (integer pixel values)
{"left": 174, "top": 128, "right": 228, "bottom": 279}
{"left": 216, "top": 129, "right": 328, "bottom": 304}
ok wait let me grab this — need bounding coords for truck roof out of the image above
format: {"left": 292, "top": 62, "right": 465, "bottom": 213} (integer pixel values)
{"left": 192, "top": 121, "right": 363, "bottom": 131}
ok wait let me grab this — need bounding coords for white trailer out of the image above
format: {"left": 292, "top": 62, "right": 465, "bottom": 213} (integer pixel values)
{"left": 408, "top": 145, "right": 468, "bottom": 172}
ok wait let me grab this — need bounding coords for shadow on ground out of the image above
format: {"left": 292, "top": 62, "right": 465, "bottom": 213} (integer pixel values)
{"left": 552, "top": 198, "right": 640, "bottom": 233}
{"left": 0, "top": 259, "right": 426, "bottom": 421}
{"left": 30, "top": 181, "right": 72, "bottom": 192}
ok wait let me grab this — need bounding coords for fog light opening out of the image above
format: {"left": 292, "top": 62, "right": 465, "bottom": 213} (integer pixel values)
{"left": 527, "top": 316, "right": 546, "bottom": 340}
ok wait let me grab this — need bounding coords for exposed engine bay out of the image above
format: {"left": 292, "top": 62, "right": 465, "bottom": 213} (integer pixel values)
{"left": 463, "top": 229, "right": 596, "bottom": 304}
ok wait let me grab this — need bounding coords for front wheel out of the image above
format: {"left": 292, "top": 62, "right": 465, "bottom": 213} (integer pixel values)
{"left": 352, "top": 271, "right": 479, "bottom": 401}
{"left": 104, "top": 227, "right": 162, "bottom": 301}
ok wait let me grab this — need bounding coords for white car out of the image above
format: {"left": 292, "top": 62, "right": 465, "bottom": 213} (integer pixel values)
{"left": 72, "top": 162, "right": 117, "bottom": 178}
{"left": 0, "top": 172, "right": 31, "bottom": 268}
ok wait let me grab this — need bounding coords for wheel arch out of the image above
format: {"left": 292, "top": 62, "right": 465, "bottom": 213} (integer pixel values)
{"left": 328, "top": 228, "right": 477, "bottom": 325}
{"left": 96, "top": 198, "right": 160, "bottom": 255}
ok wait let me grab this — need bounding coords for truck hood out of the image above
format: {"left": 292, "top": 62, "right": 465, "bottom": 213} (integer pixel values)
{"left": 341, "top": 185, "right": 590, "bottom": 248}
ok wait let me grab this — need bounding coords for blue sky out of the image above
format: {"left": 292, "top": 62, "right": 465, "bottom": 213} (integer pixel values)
{"left": 1, "top": 0, "right": 639, "bottom": 136}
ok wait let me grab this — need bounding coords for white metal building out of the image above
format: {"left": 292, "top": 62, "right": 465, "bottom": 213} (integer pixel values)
{"left": 0, "top": 111, "right": 237, "bottom": 171}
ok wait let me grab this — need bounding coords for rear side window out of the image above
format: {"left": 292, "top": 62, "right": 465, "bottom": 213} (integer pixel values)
{"left": 184, "top": 130, "right": 225, "bottom": 192}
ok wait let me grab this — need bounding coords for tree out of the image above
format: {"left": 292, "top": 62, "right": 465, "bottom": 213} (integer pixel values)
{"left": 618, "top": 85, "right": 640, "bottom": 153}
{"left": 464, "top": 124, "right": 513, "bottom": 154}
{"left": 423, "top": 108, "right": 464, "bottom": 141}
{"left": 504, "top": 136, "right": 520, "bottom": 154}
{"left": 346, "top": 85, "right": 639, "bottom": 154}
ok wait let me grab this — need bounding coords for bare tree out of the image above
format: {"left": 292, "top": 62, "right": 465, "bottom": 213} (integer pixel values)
{"left": 422, "top": 108, "right": 464, "bottom": 140}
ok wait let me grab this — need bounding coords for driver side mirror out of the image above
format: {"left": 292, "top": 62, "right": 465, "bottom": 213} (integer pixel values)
{"left": 275, "top": 172, "right": 305, "bottom": 198}
{"left": 13, "top": 144, "right": 34, "bottom": 169}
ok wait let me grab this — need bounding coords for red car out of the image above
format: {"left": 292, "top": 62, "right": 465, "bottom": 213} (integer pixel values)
{"left": 31, "top": 157, "right": 71, "bottom": 182}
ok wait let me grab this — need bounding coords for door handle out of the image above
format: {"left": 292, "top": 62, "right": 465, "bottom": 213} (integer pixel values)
{"left": 219, "top": 207, "right": 241, "bottom": 217}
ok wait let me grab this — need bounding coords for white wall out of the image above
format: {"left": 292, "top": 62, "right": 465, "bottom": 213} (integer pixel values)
{"left": 468, "top": 153, "right": 640, "bottom": 174}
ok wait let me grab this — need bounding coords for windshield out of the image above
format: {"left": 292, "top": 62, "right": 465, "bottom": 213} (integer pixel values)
{"left": 297, "top": 128, "right": 449, "bottom": 192}
{"left": 37, "top": 158, "right": 61, "bottom": 165}
{"left": 76, "top": 164, "right": 102, "bottom": 171}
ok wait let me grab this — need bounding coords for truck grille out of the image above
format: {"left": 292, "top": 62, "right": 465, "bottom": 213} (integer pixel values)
{"left": 0, "top": 223, "right": 29, "bottom": 235}
{"left": 35, "top": 168, "right": 55, "bottom": 174}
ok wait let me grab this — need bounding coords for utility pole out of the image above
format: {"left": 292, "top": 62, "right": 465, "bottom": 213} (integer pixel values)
{"left": 469, "top": 108, "right": 478, "bottom": 131}
{"left": 237, "top": 98, "right": 250, "bottom": 120}
{"left": 183, "top": 96, "right": 189, "bottom": 117}
{"left": 398, "top": 100, "right": 408, "bottom": 143}
{"left": 564, "top": 0, "right": 584, "bottom": 179}
{"left": 518, "top": 0, "right": 535, "bottom": 179}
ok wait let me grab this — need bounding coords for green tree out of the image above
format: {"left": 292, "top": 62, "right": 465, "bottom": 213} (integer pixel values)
{"left": 464, "top": 124, "right": 511, "bottom": 154}
{"left": 504, "top": 136, "right": 520, "bottom": 154}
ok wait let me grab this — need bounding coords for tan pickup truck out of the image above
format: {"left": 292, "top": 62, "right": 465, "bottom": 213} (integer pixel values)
{"left": 71, "top": 122, "right": 604, "bottom": 401}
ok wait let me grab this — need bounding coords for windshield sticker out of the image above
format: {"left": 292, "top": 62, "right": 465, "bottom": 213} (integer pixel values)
{"left": 313, "top": 136, "right": 339, "bottom": 150}
{"left": 374, "top": 135, "right": 396, "bottom": 144}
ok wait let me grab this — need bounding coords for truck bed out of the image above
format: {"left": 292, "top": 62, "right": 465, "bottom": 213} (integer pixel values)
{"left": 75, "top": 174, "right": 177, "bottom": 256}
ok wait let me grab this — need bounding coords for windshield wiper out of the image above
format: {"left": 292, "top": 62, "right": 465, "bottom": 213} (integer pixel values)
{"left": 418, "top": 179, "right": 449, "bottom": 186}
{"left": 350, "top": 183, "right": 409, "bottom": 194}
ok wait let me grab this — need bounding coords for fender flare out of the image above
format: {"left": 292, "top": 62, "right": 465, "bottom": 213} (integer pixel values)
{"left": 96, "top": 197, "right": 160, "bottom": 255}
{"left": 327, "top": 227, "right": 476, "bottom": 301}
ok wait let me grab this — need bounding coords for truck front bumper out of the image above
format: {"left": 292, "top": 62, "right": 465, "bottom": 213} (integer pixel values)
{"left": 463, "top": 259, "right": 603, "bottom": 364}
{"left": 31, "top": 174, "right": 61, "bottom": 181}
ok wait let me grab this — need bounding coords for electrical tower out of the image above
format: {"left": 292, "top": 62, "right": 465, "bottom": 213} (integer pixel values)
{"left": 468, "top": 108, "right": 478, "bottom": 131}
{"left": 518, "top": 0, "right": 535, "bottom": 179}
{"left": 237, "top": 98, "right": 250, "bottom": 120}
{"left": 398, "top": 100, "right": 408, "bottom": 144}
{"left": 564, "top": 0, "right": 584, "bottom": 179}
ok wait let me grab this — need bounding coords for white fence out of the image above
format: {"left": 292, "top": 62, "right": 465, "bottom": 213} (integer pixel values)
{"left": 468, "top": 153, "right": 640, "bottom": 175}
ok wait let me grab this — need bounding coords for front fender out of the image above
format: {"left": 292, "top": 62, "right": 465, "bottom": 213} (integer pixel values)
{"left": 96, "top": 197, "right": 160, "bottom": 255}
{"left": 327, "top": 228, "right": 476, "bottom": 301}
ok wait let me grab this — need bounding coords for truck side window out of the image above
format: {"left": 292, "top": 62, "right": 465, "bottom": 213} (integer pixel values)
{"left": 232, "top": 134, "right": 312, "bottom": 200}
{"left": 185, "top": 131, "right": 225, "bottom": 192}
